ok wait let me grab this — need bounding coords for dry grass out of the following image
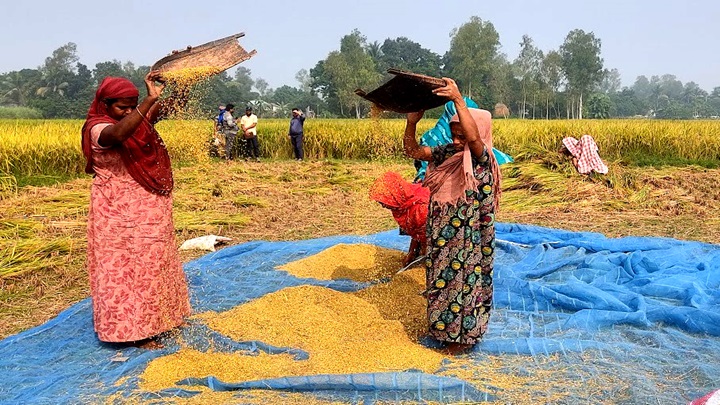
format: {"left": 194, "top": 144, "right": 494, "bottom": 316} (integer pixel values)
{"left": 1, "top": 158, "right": 719, "bottom": 340}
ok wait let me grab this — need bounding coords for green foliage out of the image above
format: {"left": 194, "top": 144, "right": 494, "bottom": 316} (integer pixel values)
{"left": 374, "top": 37, "right": 443, "bottom": 77}
{"left": 319, "top": 30, "right": 382, "bottom": 118}
{"left": 560, "top": 30, "right": 604, "bottom": 118}
{"left": 445, "top": 16, "right": 501, "bottom": 106}
{"left": 587, "top": 93, "right": 612, "bottom": 119}
{"left": 0, "top": 107, "right": 43, "bottom": 119}
{"left": 514, "top": 35, "right": 544, "bottom": 118}
{"left": 1, "top": 24, "right": 719, "bottom": 121}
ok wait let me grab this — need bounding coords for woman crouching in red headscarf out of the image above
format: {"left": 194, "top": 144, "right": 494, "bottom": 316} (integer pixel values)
{"left": 81, "top": 71, "right": 190, "bottom": 346}
{"left": 370, "top": 172, "right": 431, "bottom": 266}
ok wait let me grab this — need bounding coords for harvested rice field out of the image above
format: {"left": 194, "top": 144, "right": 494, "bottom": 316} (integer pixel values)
{"left": 3, "top": 125, "right": 720, "bottom": 404}
{"left": 3, "top": 158, "right": 720, "bottom": 341}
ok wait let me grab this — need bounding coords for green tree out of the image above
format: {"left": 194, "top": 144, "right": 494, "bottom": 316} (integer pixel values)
{"left": 708, "top": 87, "right": 720, "bottom": 117}
{"left": 1, "top": 69, "right": 42, "bottom": 106}
{"left": 559, "top": 30, "right": 604, "bottom": 119}
{"left": 366, "top": 41, "right": 383, "bottom": 62}
{"left": 295, "top": 69, "right": 312, "bottom": 92}
{"left": 322, "top": 29, "right": 382, "bottom": 118}
{"left": 377, "top": 37, "right": 442, "bottom": 77}
{"left": 444, "top": 16, "right": 501, "bottom": 106}
{"left": 309, "top": 60, "right": 342, "bottom": 116}
{"left": 682, "top": 81, "right": 708, "bottom": 117}
{"left": 253, "top": 78, "right": 271, "bottom": 98}
{"left": 586, "top": 93, "right": 611, "bottom": 118}
{"left": 597, "top": 68, "right": 622, "bottom": 94}
{"left": 540, "top": 50, "right": 564, "bottom": 119}
{"left": 610, "top": 88, "right": 646, "bottom": 117}
{"left": 487, "top": 55, "right": 516, "bottom": 113}
{"left": 37, "top": 43, "right": 79, "bottom": 97}
{"left": 513, "top": 35, "right": 544, "bottom": 118}
{"left": 234, "top": 67, "right": 255, "bottom": 95}
{"left": 632, "top": 76, "right": 652, "bottom": 102}
{"left": 93, "top": 60, "right": 125, "bottom": 83}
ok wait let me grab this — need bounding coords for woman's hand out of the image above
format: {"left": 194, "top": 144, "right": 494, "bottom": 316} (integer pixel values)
{"left": 406, "top": 110, "right": 425, "bottom": 125}
{"left": 432, "top": 78, "right": 463, "bottom": 103}
{"left": 144, "top": 71, "right": 166, "bottom": 100}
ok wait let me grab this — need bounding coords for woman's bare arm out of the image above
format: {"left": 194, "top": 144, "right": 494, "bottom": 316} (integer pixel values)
{"left": 432, "top": 78, "right": 486, "bottom": 159}
{"left": 98, "top": 71, "right": 164, "bottom": 146}
{"left": 403, "top": 111, "right": 432, "bottom": 161}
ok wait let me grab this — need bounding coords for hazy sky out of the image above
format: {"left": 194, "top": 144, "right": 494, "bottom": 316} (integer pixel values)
{"left": 2, "top": 0, "right": 719, "bottom": 90}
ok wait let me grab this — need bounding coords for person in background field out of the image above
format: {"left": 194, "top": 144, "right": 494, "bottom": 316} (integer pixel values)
{"left": 81, "top": 72, "right": 191, "bottom": 346}
{"left": 211, "top": 104, "right": 226, "bottom": 158}
{"left": 560, "top": 134, "right": 608, "bottom": 175}
{"left": 370, "top": 172, "right": 431, "bottom": 266}
{"left": 241, "top": 106, "right": 260, "bottom": 162}
{"left": 214, "top": 104, "right": 225, "bottom": 133}
{"left": 288, "top": 107, "right": 306, "bottom": 161}
{"left": 221, "top": 104, "right": 239, "bottom": 160}
{"left": 403, "top": 78, "right": 501, "bottom": 355}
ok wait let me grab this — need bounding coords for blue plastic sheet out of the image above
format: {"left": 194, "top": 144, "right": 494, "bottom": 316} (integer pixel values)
{"left": 1, "top": 223, "right": 719, "bottom": 404}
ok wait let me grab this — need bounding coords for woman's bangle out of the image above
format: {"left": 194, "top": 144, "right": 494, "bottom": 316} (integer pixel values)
{"left": 136, "top": 108, "right": 145, "bottom": 119}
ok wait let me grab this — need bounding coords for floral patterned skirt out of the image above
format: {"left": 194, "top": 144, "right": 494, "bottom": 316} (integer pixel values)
{"left": 87, "top": 179, "right": 191, "bottom": 342}
{"left": 425, "top": 195, "right": 495, "bottom": 345}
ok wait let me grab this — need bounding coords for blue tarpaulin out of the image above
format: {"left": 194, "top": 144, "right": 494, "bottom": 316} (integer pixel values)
{"left": 1, "top": 223, "right": 719, "bottom": 404}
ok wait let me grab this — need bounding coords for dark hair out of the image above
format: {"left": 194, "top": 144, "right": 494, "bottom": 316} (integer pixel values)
{"left": 245, "top": 106, "right": 252, "bottom": 111}
{"left": 103, "top": 97, "right": 137, "bottom": 107}
{"left": 226, "top": 103, "right": 235, "bottom": 110}
{"left": 292, "top": 107, "right": 300, "bottom": 111}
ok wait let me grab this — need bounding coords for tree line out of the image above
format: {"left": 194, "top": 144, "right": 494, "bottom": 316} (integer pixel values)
{"left": 2, "top": 16, "right": 720, "bottom": 120}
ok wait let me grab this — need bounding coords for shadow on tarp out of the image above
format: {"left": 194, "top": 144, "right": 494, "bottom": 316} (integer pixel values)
{"left": 1, "top": 223, "right": 719, "bottom": 404}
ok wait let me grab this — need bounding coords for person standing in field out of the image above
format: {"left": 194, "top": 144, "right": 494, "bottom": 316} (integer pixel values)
{"left": 210, "top": 104, "right": 226, "bottom": 158}
{"left": 403, "top": 78, "right": 500, "bottom": 355}
{"left": 81, "top": 72, "right": 191, "bottom": 346}
{"left": 241, "top": 106, "right": 260, "bottom": 162}
{"left": 288, "top": 107, "right": 306, "bottom": 161}
{"left": 221, "top": 103, "right": 240, "bottom": 160}
{"left": 214, "top": 104, "right": 225, "bottom": 134}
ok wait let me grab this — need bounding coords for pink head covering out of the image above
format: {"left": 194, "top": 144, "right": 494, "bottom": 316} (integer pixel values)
{"left": 562, "top": 135, "right": 608, "bottom": 174}
{"left": 81, "top": 77, "right": 173, "bottom": 195}
{"left": 562, "top": 137, "right": 582, "bottom": 157}
{"left": 449, "top": 108, "right": 494, "bottom": 152}
{"left": 423, "top": 108, "right": 501, "bottom": 210}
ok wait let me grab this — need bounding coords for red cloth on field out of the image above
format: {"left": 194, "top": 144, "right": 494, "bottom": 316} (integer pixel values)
{"left": 689, "top": 389, "right": 720, "bottom": 405}
{"left": 81, "top": 77, "right": 173, "bottom": 195}
{"left": 562, "top": 135, "right": 608, "bottom": 175}
{"left": 370, "top": 172, "right": 430, "bottom": 243}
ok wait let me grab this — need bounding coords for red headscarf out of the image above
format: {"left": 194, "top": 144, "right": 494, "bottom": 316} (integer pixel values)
{"left": 369, "top": 172, "right": 430, "bottom": 243}
{"left": 81, "top": 77, "right": 173, "bottom": 195}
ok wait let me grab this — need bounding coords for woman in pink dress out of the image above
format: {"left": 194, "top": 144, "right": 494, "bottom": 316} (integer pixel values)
{"left": 81, "top": 72, "right": 191, "bottom": 344}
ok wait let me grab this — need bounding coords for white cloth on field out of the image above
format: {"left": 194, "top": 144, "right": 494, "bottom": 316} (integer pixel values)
{"left": 179, "top": 235, "right": 232, "bottom": 251}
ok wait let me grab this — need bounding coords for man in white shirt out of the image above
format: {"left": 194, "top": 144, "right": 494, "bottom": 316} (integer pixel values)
{"left": 240, "top": 106, "right": 260, "bottom": 162}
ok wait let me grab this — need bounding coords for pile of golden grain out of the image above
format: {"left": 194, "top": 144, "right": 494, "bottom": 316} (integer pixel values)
{"left": 277, "top": 243, "right": 405, "bottom": 282}
{"left": 136, "top": 244, "right": 618, "bottom": 404}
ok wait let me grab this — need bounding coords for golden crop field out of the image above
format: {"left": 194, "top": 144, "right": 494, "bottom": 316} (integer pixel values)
{"left": 1, "top": 119, "right": 720, "bottom": 179}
